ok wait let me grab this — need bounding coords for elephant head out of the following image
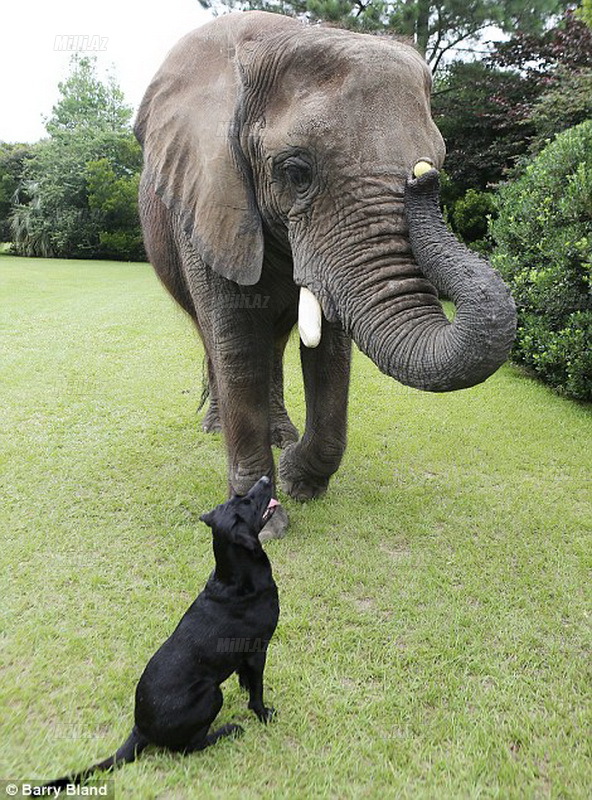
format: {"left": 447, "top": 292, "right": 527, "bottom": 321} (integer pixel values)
{"left": 135, "top": 11, "right": 516, "bottom": 392}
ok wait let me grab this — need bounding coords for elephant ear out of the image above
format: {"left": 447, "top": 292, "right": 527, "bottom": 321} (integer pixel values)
{"left": 134, "top": 26, "right": 264, "bottom": 285}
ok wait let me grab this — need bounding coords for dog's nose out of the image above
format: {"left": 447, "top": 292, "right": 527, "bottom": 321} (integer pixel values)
{"left": 259, "top": 476, "right": 271, "bottom": 486}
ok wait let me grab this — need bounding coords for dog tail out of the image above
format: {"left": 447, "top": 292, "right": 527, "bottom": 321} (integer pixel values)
{"left": 43, "top": 725, "right": 148, "bottom": 789}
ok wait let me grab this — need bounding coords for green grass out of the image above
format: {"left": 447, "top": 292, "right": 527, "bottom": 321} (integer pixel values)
{"left": 1, "top": 255, "right": 591, "bottom": 798}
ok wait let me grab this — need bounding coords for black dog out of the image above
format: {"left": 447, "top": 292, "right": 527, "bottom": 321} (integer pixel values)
{"left": 44, "top": 476, "right": 279, "bottom": 788}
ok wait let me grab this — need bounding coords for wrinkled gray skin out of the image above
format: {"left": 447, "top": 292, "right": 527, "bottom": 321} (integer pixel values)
{"left": 135, "top": 11, "right": 516, "bottom": 537}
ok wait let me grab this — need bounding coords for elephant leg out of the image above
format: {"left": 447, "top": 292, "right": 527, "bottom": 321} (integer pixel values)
{"left": 279, "top": 320, "right": 351, "bottom": 501}
{"left": 139, "top": 180, "right": 222, "bottom": 438}
{"left": 208, "top": 329, "right": 275, "bottom": 494}
{"left": 171, "top": 228, "right": 289, "bottom": 537}
{"left": 270, "top": 333, "right": 299, "bottom": 449}
{"left": 210, "top": 323, "right": 289, "bottom": 538}
{"left": 203, "top": 338, "right": 297, "bottom": 445}
{"left": 201, "top": 356, "right": 222, "bottom": 434}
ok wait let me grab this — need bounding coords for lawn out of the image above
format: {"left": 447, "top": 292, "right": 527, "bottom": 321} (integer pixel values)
{"left": 1, "top": 255, "right": 591, "bottom": 799}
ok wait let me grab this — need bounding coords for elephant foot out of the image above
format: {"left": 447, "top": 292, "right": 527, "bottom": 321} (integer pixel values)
{"left": 270, "top": 415, "right": 299, "bottom": 449}
{"left": 278, "top": 444, "right": 331, "bottom": 501}
{"left": 201, "top": 404, "right": 222, "bottom": 434}
{"left": 259, "top": 503, "right": 289, "bottom": 542}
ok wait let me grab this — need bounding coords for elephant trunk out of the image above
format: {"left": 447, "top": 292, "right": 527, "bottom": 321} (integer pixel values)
{"left": 401, "top": 168, "right": 516, "bottom": 390}
{"left": 300, "top": 168, "right": 516, "bottom": 392}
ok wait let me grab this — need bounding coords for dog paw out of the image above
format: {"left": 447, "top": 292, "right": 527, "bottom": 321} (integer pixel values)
{"left": 202, "top": 722, "right": 244, "bottom": 749}
{"left": 256, "top": 706, "right": 276, "bottom": 724}
{"left": 224, "top": 723, "right": 244, "bottom": 738}
{"left": 259, "top": 503, "right": 288, "bottom": 542}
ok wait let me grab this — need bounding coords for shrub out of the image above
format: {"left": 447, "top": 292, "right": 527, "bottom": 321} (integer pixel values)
{"left": 491, "top": 120, "right": 592, "bottom": 401}
{"left": 98, "top": 230, "right": 145, "bottom": 262}
{"left": 450, "top": 188, "right": 496, "bottom": 253}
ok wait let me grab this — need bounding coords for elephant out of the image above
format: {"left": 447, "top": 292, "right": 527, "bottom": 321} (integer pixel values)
{"left": 134, "top": 11, "right": 516, "bottom": 538}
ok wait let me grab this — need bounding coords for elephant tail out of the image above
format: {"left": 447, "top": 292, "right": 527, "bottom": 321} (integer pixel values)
{"left": 42, "top": 726, "right": 149, "bottom": 789}
{"left": 198, "top": 356, "right": 210, "bottom": 412}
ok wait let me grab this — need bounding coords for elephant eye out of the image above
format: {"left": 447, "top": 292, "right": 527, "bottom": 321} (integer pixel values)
{"left": 281, "top": 156, "right": 313, "bottom": 191}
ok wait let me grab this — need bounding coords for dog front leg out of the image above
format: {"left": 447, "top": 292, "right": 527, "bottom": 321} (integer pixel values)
{"left": 238, "top": 652, "right": 275, "bottom": 723}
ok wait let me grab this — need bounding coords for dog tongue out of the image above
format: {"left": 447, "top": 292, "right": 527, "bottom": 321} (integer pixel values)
{"left": 267, "top": 498, "right": 279, "bottom": 511}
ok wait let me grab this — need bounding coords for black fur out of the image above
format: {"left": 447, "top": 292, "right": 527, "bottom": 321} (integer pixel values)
{"left": 44, "top": 477, "right": 279, "bottom": 788}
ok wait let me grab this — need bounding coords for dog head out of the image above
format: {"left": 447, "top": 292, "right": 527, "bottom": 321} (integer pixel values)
{"left": 200, "top": 476, "right": 277, "bottom": 552}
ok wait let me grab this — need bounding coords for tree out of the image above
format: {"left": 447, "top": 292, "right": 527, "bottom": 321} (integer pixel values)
{"left": 433, "top": 59, "right": 539, "bottom": 192}
{"left": 11, "top": 56, "right": 144, "bottom": 260}
{"left": 45, "top": 55, "right": 132, "bottom": 136}
{"left": 531, "top": 67, "right": 592, "bottom": 151}
{"left": 435, "top": 10, "right": 592, "bottom": 187}
{"left": 525, "top": 9, "right": 592, "bottom": 152}
{"left": 0, "top": 143, "right": 33, "bottom": 242}
{"left": 87, "top": 158, "right": 144, "bottom": 261}
{"left": 432, "top": 9, "right": 592, "bottom": 245}
{"left": 206, "top": 0, "right": 566, "bottom": 69}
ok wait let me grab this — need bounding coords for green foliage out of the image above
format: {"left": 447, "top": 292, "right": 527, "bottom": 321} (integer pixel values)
{"left": 491, "top": 121, "right": 592, "bottom": 400}
{"left": 435, "top": 10, "right": 592, "bottom": 245}
{"left": 577, "top": 0, "right": 592, "bottom": 27}
{"left": 514, "top": 310, "right": 592, "bottom": 401}
{"left": 10, "top": 56, "right": 143, "bottom": 261}
{"left": 45, "top": 55, "right": 132, "bottom": 136}
{"left": 87, "top": 156, "right": 145, "bottom": 261}
{"left": 434, "top": 10, "right": 592, "bottom": 192}
{"left": 523, "top": 10, "right": 592, "bottom": 153}
{"left": 531, "top": 68, "right": 592, "bottom": 153}
{"left": 432, "top": 57, "right": 535, "bottom": 247}
{"left": 0, "top": 143, "right": 33, "bottom": 242}
{"left": 433, "top": 60, "right": 537, "bottom": 191}
{"left": 449, "top": 188, "right": 496, "bottom": 251}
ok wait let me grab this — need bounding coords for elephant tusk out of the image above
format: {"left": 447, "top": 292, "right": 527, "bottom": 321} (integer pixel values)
{"left": 298, "top": 287, "right": 322, "bottom": 348}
